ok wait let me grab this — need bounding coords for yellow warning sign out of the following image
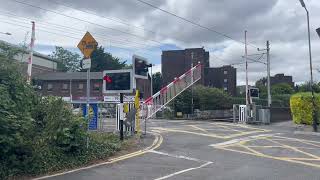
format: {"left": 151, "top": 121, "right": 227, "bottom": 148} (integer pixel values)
{"left": 77, "top": 32, "right": 98, "bottom": 58}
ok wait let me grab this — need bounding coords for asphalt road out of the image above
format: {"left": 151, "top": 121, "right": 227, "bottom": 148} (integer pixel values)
{"left": 41, "top": 120, "right": 320, "bottom": 180}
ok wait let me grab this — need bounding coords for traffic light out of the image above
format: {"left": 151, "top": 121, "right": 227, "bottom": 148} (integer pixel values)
{"left": 133, "top": 55, "right": 150, "bottom": 79}
{"left": 316, "top": 27, "right": 320, "bottom": 38}
{"left": 102, "top": 70, "right": 133, "bottom": 94}
{"left": 249, "top": 88, "right": 259, "bottom": 98}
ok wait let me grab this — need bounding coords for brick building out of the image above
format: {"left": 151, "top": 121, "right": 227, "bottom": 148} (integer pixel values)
{"left": 162, "top": 48, "right": 209, "bottom": 86}
{"left": 271, "top": 74, "right": 294, "bottom": 87}
{"left": 1, "top": 40, "right": 57, "bottom": 76}
{"left": 34, "top": 72, "right": 151, "bottom": 102}
{"left": 161, "top": 47, "right": 237, "bottom": 96}
{"left": 204, "top": 66, "right": 237, "bottom": 95}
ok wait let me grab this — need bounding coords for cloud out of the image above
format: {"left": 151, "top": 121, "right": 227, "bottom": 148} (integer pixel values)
{"left": 1, "top": 0, "right": 320, "bottom": 85}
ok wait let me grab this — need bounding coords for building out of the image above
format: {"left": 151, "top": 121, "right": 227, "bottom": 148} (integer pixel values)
{"left": 34, "top": 72, "right": 151, "bottom": 102}
{"left": 0, "top": 40, "right": 58, "bottom": 76}
{"left": 271, "top": 74, "right": 294, "bottom": 87}
{"left": 161, "top": 48, "right": 209, "bottom": 86}
{"left": 161, "top": 47, "right": 237, "bottom": 96}
{"left": 204, "top": 66, "right": 237, "bottom": 96}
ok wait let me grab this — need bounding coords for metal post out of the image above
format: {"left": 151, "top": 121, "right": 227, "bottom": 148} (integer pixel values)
{"left": 266, "top": 41, "right": 271, "bottom": 107}
{"left": 191, "top": 52, "right": 194, "bottom": 117}
{"left": 86, "top": 68, "right": 90, "bottom": 148}
{"left": 120, "top": 93, "right": 124, "bottom": 141}
{"left": 150, "top": 64, "right": 153, "bottom": 96}
{"left": 27, "top": 21, "right": 35, "bottom": 84}
{"left": 244, "top": 30, "right": 249, "bottom": 122}
{"left": 305, "top": 8, "right": 317, "bottom": 132}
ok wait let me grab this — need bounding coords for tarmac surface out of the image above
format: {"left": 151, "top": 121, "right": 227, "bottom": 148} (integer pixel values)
{"left": 40, "top": 119, "right": 320, "bottom": 180}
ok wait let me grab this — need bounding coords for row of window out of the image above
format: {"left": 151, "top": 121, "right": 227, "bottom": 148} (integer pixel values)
{"left": 47, "top": 83, "right": 101, "bottom": 91}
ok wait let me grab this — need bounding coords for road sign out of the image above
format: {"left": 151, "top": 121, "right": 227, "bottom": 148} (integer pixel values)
{"left": 104, "top": 96, "right": 135, "bottom": 102}
{"left": 82, "top": 58, "right": 91, "bottom": 69}
{"left": 102, "top": 69, "right": 133, "bottom": 94}
{"left": 82, "top": 103, "right": 98, "bottom": 130}
{"left": 77, "top": 32, "right": 97, "bottom": 58}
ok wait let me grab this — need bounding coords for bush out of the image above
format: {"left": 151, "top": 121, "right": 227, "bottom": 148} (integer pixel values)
{"left": 0, "top": 57, "right": 126, "bottom": 179}
{"left": 290, "top": 92, "right": 320, "bottom": 125}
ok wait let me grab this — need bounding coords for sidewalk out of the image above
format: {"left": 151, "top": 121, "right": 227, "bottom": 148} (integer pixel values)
{"left": 271, "top": 120, "right": 320, "bottom": 136}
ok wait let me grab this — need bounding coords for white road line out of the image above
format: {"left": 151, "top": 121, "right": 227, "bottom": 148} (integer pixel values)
{"left": 149, "top": 150, "right": 209, "bottom": 163}
{"left": 153, "top": 162, "right": 213, "bottom": 180}
{"left": 209, "top": 133, "right": 282, "bottom": 147}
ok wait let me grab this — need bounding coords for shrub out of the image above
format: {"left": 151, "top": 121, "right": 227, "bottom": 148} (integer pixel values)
{"left": 290, "top": 92, "right": 320, "bottom": 125}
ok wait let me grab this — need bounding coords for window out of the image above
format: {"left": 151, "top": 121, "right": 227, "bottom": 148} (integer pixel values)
{"left": 78, "top": 83, "right": 84, "bottom": 90}
{"left": 224, "top": 70, "right": 228, "bottom": 75}
{"left": 93, "top": 83, "right": 100, "bottom": 91}
{"left": 62, "top": 83, "right": 68, "bottom": 90}
{"left": 223, "top": 86, "right": 228, "bottom": 91}
{"left": 224, "top": 79, "right": 228, "bottom": 83}
{"left": 47, "top": 83, "right": 53, "bottom": 91}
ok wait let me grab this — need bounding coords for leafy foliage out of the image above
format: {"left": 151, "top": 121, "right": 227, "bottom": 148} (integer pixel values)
{"left": 271, "top": 83, "right": 294, "bottom": 95}
{"left": 50, "top": 46, "right": 82, "bottom": 72}
{"left": 172, "top": 86, "right": 232, "bottom": 114}
{"left": 0, "top": 55, "right": 125, "bottom": 179}
{"left": 152, "top": 72, "right": 162, "bottom": 93}
{"left": 90, "top": 46, "right": 126, "bottom": 71}
{"left": 290, "top": 92, "right": 320, "bottom": 125}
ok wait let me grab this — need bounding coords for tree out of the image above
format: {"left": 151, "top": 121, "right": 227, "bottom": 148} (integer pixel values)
{"left": 90, "top": 46, "right": 126, "bottom": 71}
{"left": 152, "top": 72, "right": 162, "bottom": 93}
{"left": 271, "top": 83, "right": 294, "bottom": 95}
{"left": 0, "top": 41, "right": 24, "bottom": 59}
{"left": 296, "top": 82, "right": 320, "bottom": 93}
{"left": 50, "top": 46, "right": 82, "bottom": 72}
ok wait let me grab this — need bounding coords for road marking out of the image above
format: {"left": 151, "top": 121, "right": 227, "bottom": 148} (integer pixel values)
{"left": 209, "top": 133, "right": 280, "bottom": 147}
{"left": 33, "top": 132, "right": 163, "bottom": 180}
{"left": 212, "top": 134, "right": 320, "bottom": 169}
{"left": 188, "top": 125, "right": 208, "bottom": 133}
{"left": 153, "top": 162, "right": 213, "bottom": 180}
{"left": 149, "top": 150, "right": 210, "bottom": 163}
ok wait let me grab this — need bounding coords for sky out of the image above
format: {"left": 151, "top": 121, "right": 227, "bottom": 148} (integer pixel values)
{"left": 0, "top": 0, "right": 320, "bottom": 85}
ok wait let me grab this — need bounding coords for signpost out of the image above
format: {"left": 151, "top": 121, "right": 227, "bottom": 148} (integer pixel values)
{"left": 77, "top": 32, "right": 97, "bottom": 148}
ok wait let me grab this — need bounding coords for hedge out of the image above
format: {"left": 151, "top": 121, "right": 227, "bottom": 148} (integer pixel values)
{"left": 290, "top": 92, "right": 320, "bottom": 125}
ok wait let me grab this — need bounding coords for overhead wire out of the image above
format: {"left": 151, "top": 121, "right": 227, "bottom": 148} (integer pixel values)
{"left": 135, "top": 0, "right": 259, "bottom": 49}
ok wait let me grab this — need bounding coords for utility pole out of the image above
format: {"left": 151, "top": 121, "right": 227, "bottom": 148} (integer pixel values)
{"left": 245, "top": 31, "right": 249, "bottom": 106}
{"left": 266, "top": 41, "right": 271, "bottom": 107}
{"left": 27, "top": 21, "right": 35, "bottom": 84}
{"left": 191, "top": 52, "right": 194, "bottom": 117}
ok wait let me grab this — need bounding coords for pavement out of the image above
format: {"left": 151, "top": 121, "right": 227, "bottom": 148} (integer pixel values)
{"left": 36, "top": 119, "right": 320, "bottom": 180}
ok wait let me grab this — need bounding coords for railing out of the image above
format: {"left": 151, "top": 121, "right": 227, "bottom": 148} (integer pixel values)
{"left": 142, "top": 63, "right": 202, "bottom": 119}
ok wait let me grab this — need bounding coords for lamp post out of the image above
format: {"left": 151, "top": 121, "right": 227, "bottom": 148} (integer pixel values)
{"left": 299, "top": 0, "right": 317, "bottom": 132}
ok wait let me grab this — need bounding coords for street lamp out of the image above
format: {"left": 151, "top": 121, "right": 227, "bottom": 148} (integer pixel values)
{"left": 299, "top": 0, "right": 317, "bottom": 132}
{"left": 0, "top": 32, "right": 11, "bottom": 35}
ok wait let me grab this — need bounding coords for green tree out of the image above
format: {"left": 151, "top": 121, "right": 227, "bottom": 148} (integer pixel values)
{"left": 50, "top": 46, "right": 82, "bottom": 72}
{"left": 271, "top": 83, "right": 294, "bottom": 95}
{"left": 152, "top": 72, "right": 162, "bottom": 93}
{"left": 0, "top": 41, "right": 24, "bottom": 59}
{"left": 90, "top": 46, "right": 126, "bottom": 71}
{"left": 296, "top": 82, "right": 320, "bottom": 93}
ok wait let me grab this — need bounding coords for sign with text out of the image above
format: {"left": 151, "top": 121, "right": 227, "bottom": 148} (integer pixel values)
{"left": 82, "top": 58, "right": 91, "bottom": 69}
{"left": 77, "top": 32, "right": 97, "bottom": 58}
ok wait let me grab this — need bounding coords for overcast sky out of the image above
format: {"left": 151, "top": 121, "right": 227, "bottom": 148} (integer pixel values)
{"left": 0, "top": 0, "right": 320, "bottom": 85}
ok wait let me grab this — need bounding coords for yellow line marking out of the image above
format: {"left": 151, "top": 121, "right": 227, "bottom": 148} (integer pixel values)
{"left": 272, "top": 136, "right": 320, "bottom": 148}
{"left": 266, "top": 139, "right": 320, "bottom": 160}
{"left": 152, "top": 127, "right": 224, "bottom": 138}
{"left": 34, "top": 132, "right": 163, "bottom": 180}
{"left": 237, "top": 144, "right": 265, "bottom": 156}
{"left": 213, "top": 124, "right": 245, "bottom": 132}
{"left": 281, "top": 157, "right": 320, "bottom": 161}
{"left": 213, "top": 123, "right": 270, "bottom": 132}
{"left": 246, "top": 145, "right": 319, "bottom": 150}
{"left": 215, "top": 145, "right": 320, "bottom": 169}
{"left": 188, "top": 125, "right": 208, "bottom": 133}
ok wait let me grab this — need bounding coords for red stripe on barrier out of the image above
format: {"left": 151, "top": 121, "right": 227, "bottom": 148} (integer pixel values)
{"left": 144, "top": 97, "right": 153, "bottom": 104}
{"left": 173, "top": 78, "right": 180, "bottom": 83}
{"left": 160, "top": 86, "right": 168, "bottom": 94}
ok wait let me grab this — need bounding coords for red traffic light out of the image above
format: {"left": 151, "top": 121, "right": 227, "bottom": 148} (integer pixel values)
{"left": 103, "top": 75, "right": 112, "bottom": 83}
